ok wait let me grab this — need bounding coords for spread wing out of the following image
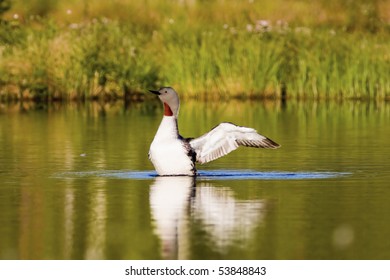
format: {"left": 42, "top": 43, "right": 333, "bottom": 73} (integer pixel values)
{"left": 189, "top": 122, "right": 280, "bottom": 164}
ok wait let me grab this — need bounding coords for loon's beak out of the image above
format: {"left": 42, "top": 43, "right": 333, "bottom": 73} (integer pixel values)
{"left": 149, "top": 90, "right": 161, "bottom": 95}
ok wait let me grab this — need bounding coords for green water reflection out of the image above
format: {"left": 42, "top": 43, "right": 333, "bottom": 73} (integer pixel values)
{"left": 0, "top": 100, "right": 389, "bottom": 259}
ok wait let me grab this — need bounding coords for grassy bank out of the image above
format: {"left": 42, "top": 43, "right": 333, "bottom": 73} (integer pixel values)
{"left": 1, "top": 0, "right": 390, "bottom": 101}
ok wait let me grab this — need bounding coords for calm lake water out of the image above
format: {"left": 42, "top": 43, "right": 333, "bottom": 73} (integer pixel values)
{"left": 0, "top": 100, "right": 389, "bottom": 260}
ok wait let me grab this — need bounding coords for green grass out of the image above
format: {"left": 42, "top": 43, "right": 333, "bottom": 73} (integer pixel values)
{"left": 0, "top": 0, "right": 390, "bottom": 101}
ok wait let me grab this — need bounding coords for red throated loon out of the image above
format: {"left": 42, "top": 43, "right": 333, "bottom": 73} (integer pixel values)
{"left": 148, "top": 87, "right": 280, "bottom": 176}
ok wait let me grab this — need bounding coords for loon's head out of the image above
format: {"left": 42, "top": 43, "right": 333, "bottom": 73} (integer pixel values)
{"left": 149, "top": 87, "right": 180, "bottom": 117}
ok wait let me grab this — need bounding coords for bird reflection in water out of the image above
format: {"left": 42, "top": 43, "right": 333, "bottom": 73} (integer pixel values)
{"left": 149, "top": 176, "right": 266, "bottom": 259}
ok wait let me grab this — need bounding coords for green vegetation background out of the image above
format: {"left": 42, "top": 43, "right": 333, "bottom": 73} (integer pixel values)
{"left": 0, "top": 0, "right": 389, "bottom": 101}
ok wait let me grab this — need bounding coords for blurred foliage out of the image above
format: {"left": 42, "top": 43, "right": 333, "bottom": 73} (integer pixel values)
{"left": 0, "top": 0, "right": 389, "bottom": 101}
{"left": 26, "top": 0, "right": 59, "bottom": 17}
{"left": 318, "top": 0, "right": 382, "bottom": 32}
{"left": 0, "top": 0, "right": 10, "bottom": 16}
{"left": 4, "top": 0, "right": 389, "bottom": 31}
{"left": 0, "top": 0, "right": 11, "bottom": 33}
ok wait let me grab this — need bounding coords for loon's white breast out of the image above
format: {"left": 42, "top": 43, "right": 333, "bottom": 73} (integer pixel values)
{"left": 149, "top": 116, "right": 195, "bottom": 176}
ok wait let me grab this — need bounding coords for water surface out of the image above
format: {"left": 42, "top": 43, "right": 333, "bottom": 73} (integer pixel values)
{"left": 0, "top": 100, "right": 389, "bottom": 259}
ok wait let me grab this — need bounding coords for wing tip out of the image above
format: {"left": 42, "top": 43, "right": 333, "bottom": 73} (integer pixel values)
{"left": 236, "top": 137, "right": 281, "bottom": 149}
{"left": 264, "top": 137, "right": 281, "bottom": 149}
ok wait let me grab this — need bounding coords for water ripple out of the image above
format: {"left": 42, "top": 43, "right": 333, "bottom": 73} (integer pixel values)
{"left": 197, "top": 170, "right": 351, "bottom": 180}
{"left": 55, "top": 170, "right": 351, "bottom": 180}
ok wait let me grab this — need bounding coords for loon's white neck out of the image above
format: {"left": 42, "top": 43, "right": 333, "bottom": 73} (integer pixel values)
{"left": 154, "top": 116, "right": 179, "bottom": 141}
